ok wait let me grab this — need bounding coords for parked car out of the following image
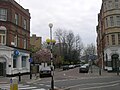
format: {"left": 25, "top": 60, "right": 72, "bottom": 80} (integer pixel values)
{"left": 62, "top": 65, "right": 69, "bottom": 70}
{"left": 79, "top": 64, "right": 89, "bottom": 73}
{"left": 69, "top": 65, "right": 75, "bottom": 69}
{"left": 75, "top": 64, "right": 83, "bottom": 67}
{"left": 39, "top": 66, "right": 52, "bottom": 77}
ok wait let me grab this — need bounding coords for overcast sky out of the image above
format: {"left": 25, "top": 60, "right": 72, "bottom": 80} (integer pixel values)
{"left": 16, "top": 0, "right": 102, "bottom": 45}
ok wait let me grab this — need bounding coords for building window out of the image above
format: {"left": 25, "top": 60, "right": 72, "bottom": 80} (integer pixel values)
{"left": 116, "top": 16, "right": 120, "bottom": 26}
{"left": 118, "top": 34, "right": 120, "bottom": 44}
{"left": 15, "top": 14, "right": 18, "bottom": 25}
{"left": 115, "top": 0, "right": 118, "bottom": 2}
{"left": 106, "top": 18, "right": 108, "bottom": 27}
{"left": 13, "top": 56, "right": 17, "bottom": 68}
{"left": 110, "top": 16, "right": 114, "bottom": 26}
{"left": 115, "top": 3, "right": 119, "bottom": 9}
{"left": 111, "top": 35, "right": 115, "bottom": 45}
{"left": 104, "top": 2, "right": 107, "bottom": 11}
{"left": 107, "top": 35, "right": 109, "bottom": 45}
{"left": 14, "top": 35, "right": 17, "bottom": 47}
{"left": 22, "top": 56, "right": 27, "bottom": 67}
{"left": 0, "top": 8, "right": 7, "bottom": 21}
{"left": 108, "top": 1, "right": 113, "bottom": 9}
{"left": 24, "top": 39, "right": 27, "bottom": 49}
{"left": 0, "top": 28, "right": 6, "bottom": 45}
{"left": 23, "top": 19, "right": 27, "bottom": 29}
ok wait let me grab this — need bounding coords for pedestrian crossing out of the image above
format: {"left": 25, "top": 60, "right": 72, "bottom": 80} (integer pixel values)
{"left": 0, "top": 84, "right": 48, "bottom": 90}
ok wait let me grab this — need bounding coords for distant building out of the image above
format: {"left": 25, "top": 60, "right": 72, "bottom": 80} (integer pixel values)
{"left": 96, "top": 0, "right": 120, "bottom": 71}
{"left": 30, "top": 34, "right": 42, "bottom": 52}
{"left": 0, "top": 0, "right": 31, "bottom": 76}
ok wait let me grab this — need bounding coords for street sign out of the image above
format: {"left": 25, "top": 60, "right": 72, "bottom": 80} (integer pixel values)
{"left": 29, "top": 58, "right": 33, "bottom": 63}
{"left": 14, "top": 50, "right": 20, "bottom": 56}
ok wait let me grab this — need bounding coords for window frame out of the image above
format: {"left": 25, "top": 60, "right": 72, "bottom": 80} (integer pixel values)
{"left": 0, "top": 8, "right": 7, "bottom": 21}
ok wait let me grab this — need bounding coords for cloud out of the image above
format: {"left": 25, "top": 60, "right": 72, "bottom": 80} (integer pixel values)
{"left": 16, "top": 0, "right": 102, "bottom": 45}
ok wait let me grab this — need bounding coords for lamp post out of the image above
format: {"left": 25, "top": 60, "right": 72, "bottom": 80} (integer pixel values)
{"left": 48, "top": 23, "right": 54, "bottom": 90}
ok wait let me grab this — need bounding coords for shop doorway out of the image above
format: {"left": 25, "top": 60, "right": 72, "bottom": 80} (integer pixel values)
{"left": 111, "top": 54, "right": 119, "bottom": 71}
{"left": 0, "top": 57, "right": 6, "bottom": 76}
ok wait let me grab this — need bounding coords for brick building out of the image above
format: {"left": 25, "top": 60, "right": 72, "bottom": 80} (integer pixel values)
{"left": 30, "top": 34, "right": 42, "bottom": 53}
{"left": 0, "top": 0, "right": 31, "bottom": 76}
{"left": 97, "top": 0, "right": 120, "bottom": 71}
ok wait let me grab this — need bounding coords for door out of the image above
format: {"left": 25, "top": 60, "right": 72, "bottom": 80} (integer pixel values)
{"left": 0, "top": 62, "right": 4, "bottom": 76}
{"left": 0, "top": 57, "right": 6, "bottom": 76}
{"left": 111, "top": 54, "right": 119, "bottom": 71}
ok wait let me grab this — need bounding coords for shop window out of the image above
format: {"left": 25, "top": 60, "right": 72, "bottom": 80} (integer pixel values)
{"left": 107, "top": 61, "right": 112, "bottom": 67}
{"left": 22, "top": 56, "right": 27, "bottom": 67}
{"left": 107, "top": 35, "right": 109, "bottom": 45}
{"left": 0, "top": 8, "right": 7, "bottom": 21}
{"left": 13, "top": 56, "right": 17, "bottom": 68}
{"left": 118, "top": 33, "right": 120, "bottom": 44}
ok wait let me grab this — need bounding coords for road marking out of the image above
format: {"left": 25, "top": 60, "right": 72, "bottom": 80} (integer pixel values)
{"left": 81, "top": 83, "right": 119, "bottom": 90}
{"left": 63, "top": 80, "right": 120, "bottom": 90}
{"left": 39, "top": 84, "right": 44, "bottom": 86}
{"left": 45, "top": 85, "right": 51, "bottom": 87}
{"left": 19, "top": 87, "right": 37, "bottom": 89}
{"left": 32, "top": 89, "right": 47, "bottom": 90}
{"left": 0, "top": 84, "right": 46, "bottom": 90}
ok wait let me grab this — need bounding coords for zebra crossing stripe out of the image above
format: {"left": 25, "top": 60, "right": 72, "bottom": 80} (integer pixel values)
{"left": 19, "top": 86, "right": 37, "bottom": 89}
{"left": 32, "top": 89, "right": 47, "bottom": 90}
{"left": 0, "top": 84, "right": 48, "bottom": 90}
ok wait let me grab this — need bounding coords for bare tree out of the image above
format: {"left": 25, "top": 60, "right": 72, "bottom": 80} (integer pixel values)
{"left": 54, "top": 28, "right": 67, "bottom": 56}
{"left": 83, "top": 43, "right": 96, "bottom": 62}
{"left": 75, "top": 34, "right": 83, "bottom": 60}
{"left": 66, "top": 31, "right": 75, "bottom": 53}
{"left": 54, "top": 29, "right": 83, "bottom": 64}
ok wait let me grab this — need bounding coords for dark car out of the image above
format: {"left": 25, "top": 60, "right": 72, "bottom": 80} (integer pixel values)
{"left": 62, "top": 65, "right": 69, "bottom": 70}
{"left": 79, "top": 64, "right": 89, "bottom": 73}
{"left": 40, "top": 66, "right": 51, "bottom": 77}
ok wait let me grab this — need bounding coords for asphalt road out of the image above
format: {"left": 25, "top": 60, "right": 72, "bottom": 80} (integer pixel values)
{"left": 1, "top": 66, "right": 118, "bottom": 90}
{"left": 31, "top": 65, "right": 120, "bottom": 90}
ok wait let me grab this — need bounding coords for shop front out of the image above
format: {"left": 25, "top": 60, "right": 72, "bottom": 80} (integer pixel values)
{"left": 0, "top": 45, "right": 30, "bottom": 76}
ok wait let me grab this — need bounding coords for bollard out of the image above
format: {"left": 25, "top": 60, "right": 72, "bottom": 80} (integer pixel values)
{"left": 10, "top": 77, "right": 18, "bottom": 90}
{"left": 19, "top": 72, "right": 21, "bottom": 82}
{"left": 99, "top": 67, "right": 101, "bottom": 76}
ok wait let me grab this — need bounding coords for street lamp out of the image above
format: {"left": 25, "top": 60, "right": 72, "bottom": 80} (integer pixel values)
{"left": 48, "top": 23, "right": 54, "bottom": 90}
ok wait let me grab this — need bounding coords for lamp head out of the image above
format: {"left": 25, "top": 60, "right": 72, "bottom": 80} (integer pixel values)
{"left": 49, "top": 23, "right": 53, "bottom": 28}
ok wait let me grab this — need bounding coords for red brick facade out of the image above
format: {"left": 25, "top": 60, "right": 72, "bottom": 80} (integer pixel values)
{"left": 0, "top": 0, "right": 30, "bottom": 50}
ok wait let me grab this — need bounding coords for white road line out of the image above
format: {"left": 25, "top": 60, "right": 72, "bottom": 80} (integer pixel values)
{"left": 81, "top": 83, "right": 119, "bottom": 90}
{"left": 63, "top": 80, "right": 120, "bottom": 90}
{"left": 0, "top": 84, "right": 38, "bottom": 90}
{"left": 39, "top": 84, "right": 44, "bottom": 86}
{"left": 45, "top": 85, "right": 51, "bottom": 87}
{"left": 19, "top": 87, "right": 37, "bottom": 89}
{"left": 32, "top": 88, "right": 47, "bottom": 90}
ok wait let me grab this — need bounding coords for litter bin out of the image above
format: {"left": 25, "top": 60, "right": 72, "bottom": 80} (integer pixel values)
{"left": 10, "top": 77, "right": 18, "bottom": 90}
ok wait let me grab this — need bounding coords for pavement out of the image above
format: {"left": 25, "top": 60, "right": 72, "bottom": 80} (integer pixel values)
{"left": 0, "top": 73, "right": 41, "bottom": 84}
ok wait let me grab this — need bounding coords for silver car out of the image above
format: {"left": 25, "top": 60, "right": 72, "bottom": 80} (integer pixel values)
{"left": 40, "top": 66, "right": 52, "bottom": 77}
{"left": 79, "top": 64, "right": 89, "bottom": 73}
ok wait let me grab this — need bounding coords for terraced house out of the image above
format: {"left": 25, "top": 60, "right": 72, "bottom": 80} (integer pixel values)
{"left": 0, "top": 0, "right": 31, "bottom": 76}
{"left": 97, "top": 0, "right": 120, "bottom": 71}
